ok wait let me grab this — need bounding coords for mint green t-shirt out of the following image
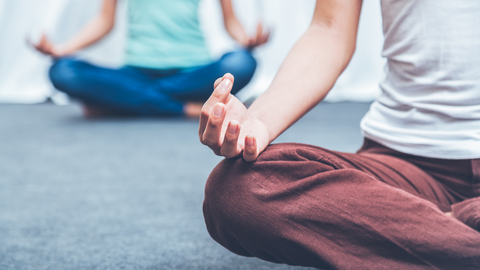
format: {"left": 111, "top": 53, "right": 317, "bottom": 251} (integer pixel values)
{"left": 125, "top": 0, "right": 212, "bottom": 69}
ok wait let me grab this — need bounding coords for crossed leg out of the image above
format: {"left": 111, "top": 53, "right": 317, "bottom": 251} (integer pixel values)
{"left": 48, "top": 49, "right": 256, "bottom": 116}
{"left": 203, "top": 143, "right": 480, "bottom": 269}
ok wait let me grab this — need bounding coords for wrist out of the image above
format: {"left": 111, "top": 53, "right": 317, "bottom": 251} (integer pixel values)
{"left": 248, "top": 108, "right": 274, "bottom": 144}
{"left": 54, "top": 45, "right": 71, "bottom": 58}
{"left": 226, "top": 22, "right": 248, "bottom": 46}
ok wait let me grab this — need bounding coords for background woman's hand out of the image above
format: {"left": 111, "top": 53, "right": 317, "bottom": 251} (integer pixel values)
{"left": 199, "top": 73, "right": 270, "bottom": 162}
{"left": 242, "top": 22, "right": 270, "bottom": 49}
{"left": 31, "top": 34, "right": 64, "bottom": 58}
{"left": 220, "top": 0, "right": 270, "bottom": 49}
{"left": 30, "top": 0, "right": 117, "bottom": 58}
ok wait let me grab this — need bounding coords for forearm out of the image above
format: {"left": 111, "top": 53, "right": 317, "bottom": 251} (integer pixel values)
{"left": 56, "top": 0, "right": 117, "bottom": 56}
{"left": 248, "top": 23, "right": 356, "bottom": 142}
{"left": 225, "top": 19, "right": 248, "bottom": 44}
{"left": 220, "top": 0, "right": 247, "bottom": 44}
{"left": 58, "top": 17, "right": 114, "bottom": 55}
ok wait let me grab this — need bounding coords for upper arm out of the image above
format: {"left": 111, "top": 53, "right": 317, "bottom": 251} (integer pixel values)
{"left": 311, "top": 0, "right": 363, "bottom": 56}
{"left": 100, "top": 0, "right": 118, "bottom": 29}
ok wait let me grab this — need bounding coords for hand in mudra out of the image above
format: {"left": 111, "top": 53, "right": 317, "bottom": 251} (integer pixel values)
{"left": 30, "top": 34, "right": 63, "bottom": 58}
{"left": 199, "top": 73, "right": 270, "bottom": 162}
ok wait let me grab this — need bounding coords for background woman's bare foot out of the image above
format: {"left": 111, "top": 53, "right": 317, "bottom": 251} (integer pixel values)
{"left": 184, "top": 102, "right": 203, "bottom": 118}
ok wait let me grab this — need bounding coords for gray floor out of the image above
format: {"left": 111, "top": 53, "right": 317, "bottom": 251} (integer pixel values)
{"left": 0, "top": 102, "right": 371, "bottom": 270}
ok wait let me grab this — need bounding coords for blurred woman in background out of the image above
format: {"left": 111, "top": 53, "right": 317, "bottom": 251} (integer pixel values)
{"left": 33, "top": 0, "right": 268, "bottom": 117}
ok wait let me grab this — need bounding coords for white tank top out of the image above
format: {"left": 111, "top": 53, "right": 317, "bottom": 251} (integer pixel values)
{"left": 360, "top": 0, "right": 480, "bottom": 159}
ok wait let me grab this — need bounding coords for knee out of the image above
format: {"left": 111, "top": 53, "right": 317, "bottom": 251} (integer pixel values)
{"left": 203, "top": 157, "right": 264, "bottom": 257}
{"left": 48, "top": 58, "right": 82, "bottom": 94}
{"left": 203, "top": 144, "right": 351, "bottom": 262}
{"left": 230, "top": 49, "right": 257, "bottom": 75}
{"left": 203, "top": 143, "right": 340, "bottom": 229}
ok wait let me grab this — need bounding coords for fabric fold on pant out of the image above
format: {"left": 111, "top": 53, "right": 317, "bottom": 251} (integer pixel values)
{"left": 453, "top": 197, "right": 480, "bottom": 232}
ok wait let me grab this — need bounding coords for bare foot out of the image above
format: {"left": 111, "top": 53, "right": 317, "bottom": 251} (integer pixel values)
{"left": 184, "top": 102, "right": 203, "bottom": 118}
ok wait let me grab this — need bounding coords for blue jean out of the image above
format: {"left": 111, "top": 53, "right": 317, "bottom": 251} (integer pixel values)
{"left": 49, "top": 49, "right": 257, "bottom": 116}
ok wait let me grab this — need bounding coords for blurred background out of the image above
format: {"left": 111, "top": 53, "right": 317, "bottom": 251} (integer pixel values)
{"left": 0, "top": 0, "right": 385, "bottom": 105}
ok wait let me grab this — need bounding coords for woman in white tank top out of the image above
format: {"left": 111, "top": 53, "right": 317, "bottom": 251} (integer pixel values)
{"left": 199, "top": 0, "right": 480, "bottom": 268}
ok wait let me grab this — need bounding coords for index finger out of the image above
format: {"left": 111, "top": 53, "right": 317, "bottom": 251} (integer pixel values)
{"left": 199, "top": 73, "right": 235, "bottom": 139}
{"left": 255, "top": 22, "right": 263, "bottom": 44}
{"left": 260, "top": 28, "right": 271, "bottom": 45}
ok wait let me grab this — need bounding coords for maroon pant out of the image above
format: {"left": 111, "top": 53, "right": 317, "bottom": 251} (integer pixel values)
{"left": 203, "top": 140, "right": 480, "bottom": 269}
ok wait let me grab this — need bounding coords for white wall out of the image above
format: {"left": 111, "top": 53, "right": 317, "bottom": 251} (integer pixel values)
{"left": 0, "top": 0, "right": 385, "bottom": 104}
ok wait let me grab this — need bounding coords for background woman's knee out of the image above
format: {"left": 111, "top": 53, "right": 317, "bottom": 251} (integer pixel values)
{"left": 49, "top": 58, "right": 82, "bottom": 94}
{"left": 220, "top": 50, "right": 257, "bottom": 94}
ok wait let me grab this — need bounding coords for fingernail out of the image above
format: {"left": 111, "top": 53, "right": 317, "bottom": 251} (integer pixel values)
{"left": 213, "top": 104, "right": 223, "bottom": 117}
{"left": 218, "top": 79, "right": 231, "bottom": 93}
{"left": 228, "top": 123, "right": 237, "bottom": 135}
{"left": 246, "top": 136, "right": 254, "bottom": 147}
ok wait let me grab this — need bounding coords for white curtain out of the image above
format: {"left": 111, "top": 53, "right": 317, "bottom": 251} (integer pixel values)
{"left": 0, "top": 0, "right": 384, "bottom": 104}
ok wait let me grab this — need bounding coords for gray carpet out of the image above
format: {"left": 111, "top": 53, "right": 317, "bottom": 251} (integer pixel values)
{"left": 0, "top": 101, "right": 371, "bottom": 270}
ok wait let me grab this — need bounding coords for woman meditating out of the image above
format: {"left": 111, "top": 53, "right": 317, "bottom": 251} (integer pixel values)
{"left": 199, "top": 0, "right": 480, "bottom": 269}
{"left": 34, "top": 0, "right": 268, "bottom": 117}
